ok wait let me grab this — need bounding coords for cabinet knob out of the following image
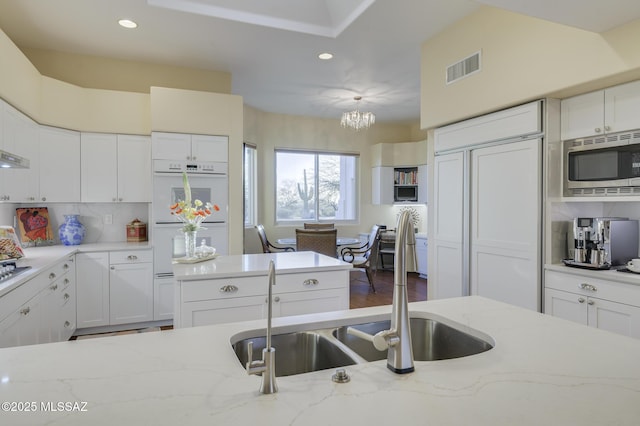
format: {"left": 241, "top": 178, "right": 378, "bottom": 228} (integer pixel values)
{"left": 64, "top": 321, "right": 71, "bottom": 328}
{"left": 303, "top": 278, "right": 319, "bottom": 286}
{"left": 594, "top": 127, "right": 602, "bottom": 133}
{"left": 50, "top": 284, "right": 58, "bottom": 291}
{"left": 219, "top": 285, "right": 238, "bottom": 293}
{"left": 64, "top": 293, "right": 70, "bottom": 300}
{"left": 119, "top": 198, "right": 123, "bottom": 202}
{"left": 112, "top": 197, "right": 117, "bottom": 202}
{"left": 274, "top": 296, "right": 280, "bottom": 302}
{"left": 41, "top": 197, "right": 46, "bottom": 201}
{"left": 604, "top": 125, "right": 611, "bottom": 132}
{"left": 20, "top": 307, "right": 30, "bottom": 316}
{"left": 63, "top": 278, "right": 69, "bottom": 285}
{"left": 578, "top": 283, "right": 597, "bottom": 292}
{"left": 63, "top": 263, "right": 69, "bottom": 270}
{"left": 127, "top": 255, "right": 138, "bottom": 261}
{"left": 110, "top": 266, "right": 115, "bottom": 270}
{"left": 49, "top": 272, "right": 56, "bottom": 280}
{"left": 587, "top": 299, "right": 595, "bottom": 306}
{"left": 578, "top": 297, "right": 585, "bottom": 303}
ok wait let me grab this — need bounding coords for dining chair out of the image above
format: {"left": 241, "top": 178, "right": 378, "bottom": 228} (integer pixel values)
{"left": 295, "top": 228, "right": 337, "bottom": 258}
{"left": 256, "top": 224, "right": 295, "bottom": 253}
{"left": 303, "top": 223, "right": 335, "bottom": 230}
{"left": 340, "top": 225, "right": 382, "bottom": 292}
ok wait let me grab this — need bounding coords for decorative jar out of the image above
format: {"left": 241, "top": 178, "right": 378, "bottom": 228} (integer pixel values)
{"left": 58, "top": 214, "right": 86, "bottom": 246}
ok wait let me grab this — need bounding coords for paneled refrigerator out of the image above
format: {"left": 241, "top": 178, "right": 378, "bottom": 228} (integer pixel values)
{"left": 431, "top": 101, "right": 547, "bottom": 311}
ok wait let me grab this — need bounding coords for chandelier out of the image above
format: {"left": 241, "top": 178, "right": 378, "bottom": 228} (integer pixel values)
{"left": 341, "top": 96, "right": 375, "bottom": 130}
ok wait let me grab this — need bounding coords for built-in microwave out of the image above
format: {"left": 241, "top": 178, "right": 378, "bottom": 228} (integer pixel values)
{"left": 564, "top": 130, "right": 640, "bottom": 196}
{"left": 394, "top": 185, "right": 418, "bottom": 202}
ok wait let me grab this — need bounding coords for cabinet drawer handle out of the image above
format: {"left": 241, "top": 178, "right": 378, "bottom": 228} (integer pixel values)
{"left": 303, "top": 278, "right": 319, "bottom": 286}
{"left": 64, "top": 321, "right": 71, "bottom": 328}
{"left": 594, "top": 127, "right": 602, "bottom": 133}
{"left": 49, "top": 272, "right": 56, "bottom": 280}
{"left": 64, "top": 278, "right": 69, "bottom": 285}
{"left": 578, "top": 297, "right": 585, "bottom": 303}
{"left": 127, "top": 255, "right": 138, "bottom": 261}
{"left": 50, "top": 284, "right": 58, "bottom": 291}
{"left": 578, "top": 283, "right": 597, "bottom": 292}
{"left": 604, "top": 125, "right": 611, "bottom": 132}
{"left": 587, "top": 299, "right": 595, "bottom": 306}
{"left": 63, "top": 263, "right": 69, "bottom": 270}
{"left": 274, "top": 296, "right": 280, "bottom": 302}
{"left": 219, "top": 285, "right": 238, "bottom": 293}
{"left": 64, "top": 293, "right": 70, "bottom": 300}
{"left": 20, "top": 307, "right": 30, "bottom": 316}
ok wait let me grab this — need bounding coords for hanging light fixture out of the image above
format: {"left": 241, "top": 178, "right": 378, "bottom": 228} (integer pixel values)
{"left": 341, "top": 96, "right": 375, "bottom": 130}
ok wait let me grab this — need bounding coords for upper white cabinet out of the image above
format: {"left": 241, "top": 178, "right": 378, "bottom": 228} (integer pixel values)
{"left": 1, "top": 101, "right": 39, "bottom": 202}
{"left": 561, "top": 80, "right": 640, "bottom": 140}
{"left": 81, "top": 133, "right": 151, "bottom": 202}
{"left": 152, "top": 132, "right": 228, "bottom": 161}
{"left": 39, "top": 126, "right": 80, "bottom": 202}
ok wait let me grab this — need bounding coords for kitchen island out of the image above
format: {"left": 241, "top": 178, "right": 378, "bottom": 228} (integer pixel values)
{"left": 1, "top": 296, "right": 639, "bottom": 425}
{"left": 172, "top": 251, "right": 352, "bottom": 328}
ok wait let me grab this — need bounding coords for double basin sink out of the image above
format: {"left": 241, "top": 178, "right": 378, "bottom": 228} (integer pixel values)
{"left": 231, "top": 313, "right": 494, "bottom": 377}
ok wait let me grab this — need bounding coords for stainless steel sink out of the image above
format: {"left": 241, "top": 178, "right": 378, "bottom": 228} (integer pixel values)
{"left": 231, "top": 315, "right": 494, "bottom": 377}
{"left": 232, "top": 330, "right": 356, "bottom": 377}
{"left": 333, "top": 317, "right": 493, "bottom": 362}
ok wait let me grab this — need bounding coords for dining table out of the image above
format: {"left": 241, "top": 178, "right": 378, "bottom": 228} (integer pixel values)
{"left": 276, "top": 237, "right": 360, "bottom": 246}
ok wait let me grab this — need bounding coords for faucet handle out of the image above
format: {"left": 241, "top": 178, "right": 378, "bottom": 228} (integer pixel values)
{"left": 246, "top": 341, "right": 266, "bottom": 374}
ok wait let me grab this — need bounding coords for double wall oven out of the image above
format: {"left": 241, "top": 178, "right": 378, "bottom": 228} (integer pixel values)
{"left": 152, "top": 159, "right": 229, "bottom": 285}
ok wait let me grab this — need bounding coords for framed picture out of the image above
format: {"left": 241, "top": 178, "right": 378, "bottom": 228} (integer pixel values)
{"left": 15, "top": 207, "right": 54, "bottom": 244}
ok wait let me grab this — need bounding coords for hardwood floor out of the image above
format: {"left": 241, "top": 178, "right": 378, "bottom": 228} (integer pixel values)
{"left": 349, "top": 269, "right": 427, "bottom": 309}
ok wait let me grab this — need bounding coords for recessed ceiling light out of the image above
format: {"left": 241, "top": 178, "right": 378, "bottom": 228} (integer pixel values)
{"left": 318, "top": 52, "right": 333, "bottom": 60}
{"left": 118, "top": 19, "right": 138, "bottom": 29}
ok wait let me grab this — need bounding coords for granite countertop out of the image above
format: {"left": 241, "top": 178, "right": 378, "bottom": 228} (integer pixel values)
{"left": 0, "top": 296, "right": 639, "bottom": 425}
{"left": 172, "top": 251, "right": 353, "bottom": 281}
{"left": 0, "top": 242, "right": 152, "bottom": 297}
{"left": 545, "top": 263, "right": 640, "bottom": 287}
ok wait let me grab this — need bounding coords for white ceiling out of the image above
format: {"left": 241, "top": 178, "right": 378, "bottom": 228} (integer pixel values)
{"left": 0, "top": 0, "right": 639, "bottom": 124}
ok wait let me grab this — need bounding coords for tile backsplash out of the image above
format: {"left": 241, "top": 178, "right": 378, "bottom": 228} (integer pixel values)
{"left": 0, "top": 203, "right": 150, "bottom": 245}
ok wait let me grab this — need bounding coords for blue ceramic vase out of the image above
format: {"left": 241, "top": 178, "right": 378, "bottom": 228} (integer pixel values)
{"left": 58, "top": 214, "right": 86, "bottom": 246}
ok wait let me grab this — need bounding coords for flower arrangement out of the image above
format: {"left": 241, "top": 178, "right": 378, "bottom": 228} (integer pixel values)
{"left": 170, "top": 172, "right": 220, "bottom": 232}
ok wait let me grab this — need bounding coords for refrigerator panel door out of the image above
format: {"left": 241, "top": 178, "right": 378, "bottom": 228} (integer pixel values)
{"left": 470, "top": 138, "right": 541, "bottom": 311}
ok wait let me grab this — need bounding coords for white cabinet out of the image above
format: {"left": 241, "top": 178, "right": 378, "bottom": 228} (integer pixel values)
{"left": 81, "top": 133, "right": 151, "bottom": 202}
{"left": 0, "top": 255, "right": 76, "bottom": 348}
{"left": 175, "top": 270, "right": 349, "bottom": 328}
{"left": 1, "top": 101, "right": 39, "bottom": 202}
{"left": 39, "top": 126, "right": 80, "bottom": 202}
{"left": 372, "top": 164, "right": 427, "bottom": 205}
{"left": 76, "top": 252, "right": 110, "bottom": 328}
{"left": 76, "top": 248, "right": 153, "bottom": 329}
{"left": 545, "top": 270, "right": 640, "bottom": 339}
{"left": 415, "top": 237, "right": 427, "bottom": 278}
{"left": 561, "top": 80, "right": 640, "bottom": 140}
{"left": 109, "top": 250, "right": 153, "bottom": 325}
{"left": 153, "top": 277, "right": 174, "bottom": 321}
{"left": 152, "top": 132, "right": 228, "bottom": 161}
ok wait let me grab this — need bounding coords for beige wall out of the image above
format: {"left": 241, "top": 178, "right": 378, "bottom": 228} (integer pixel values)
{"left": 243, "top": 106, "right": 427, "bottom": 243}
{"left": 421, "top": 7, "right": 640, "bottom": 129}
{"left": 22, "top": 47, "right": 231, "bottom": 95}
{"left": 0, "top": 28, "right": 41, "bottom": 119}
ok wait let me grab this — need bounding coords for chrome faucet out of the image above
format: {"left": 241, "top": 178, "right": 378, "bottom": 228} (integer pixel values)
{"left": 347, "top": 210, "right": 416, "bottom": 374}
{"left": 246, "top": 260, "right": 278, "bottom": 393}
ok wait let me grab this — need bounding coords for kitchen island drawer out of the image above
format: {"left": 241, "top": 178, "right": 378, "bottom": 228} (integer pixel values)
{"left": 181, "top": 275, "right": 266, "bottom": 302}
{"left": 274, "top": 270, "right": 348, "bottom": 293}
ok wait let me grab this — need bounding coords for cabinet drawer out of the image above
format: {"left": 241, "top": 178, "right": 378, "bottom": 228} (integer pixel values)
{"left": 275, "top": 270, "right": 348, "bottom": 293}
{"left": 43, "top": 257, "right": 74, "bottom": 282}
{"left": 545, "top": 270, "right": 640, "bottom": 307}
{"left": 109, "top": 249, "right": 153, "bottom": 264}
{"left": 181, "top": 275, "right": 266, "bottom": 302}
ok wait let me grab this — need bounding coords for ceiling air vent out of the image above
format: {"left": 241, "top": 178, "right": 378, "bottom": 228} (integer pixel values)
{"left": 446, "top": 51, "right": 481, "bottom": 85}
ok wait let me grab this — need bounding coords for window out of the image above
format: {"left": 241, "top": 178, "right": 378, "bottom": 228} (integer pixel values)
{"left": 275, "top": 150, "right": 358, "bottom": 223}
{"left": 243, "top": 143, "right": 257, "bottom": 226}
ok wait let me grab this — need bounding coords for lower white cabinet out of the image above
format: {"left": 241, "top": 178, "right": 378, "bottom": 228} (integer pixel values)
{"left": 76, "top": 249, "right": 153, "bottom": 328}
{"left": 175, "top": 270, "right": 349, "bottom": 328}
{"left": 416, "top": 237, "right": 428, "bottom": 278}
{"left": 545, "top": 270, "right": 640, "bottom": 339}
{"left": 0, "top": 256, "right": 76, "bottom": 348}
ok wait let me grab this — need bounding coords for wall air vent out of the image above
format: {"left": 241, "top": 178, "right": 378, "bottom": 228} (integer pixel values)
{"left": 446, "top": 51, "right": 481, "bottom": 85}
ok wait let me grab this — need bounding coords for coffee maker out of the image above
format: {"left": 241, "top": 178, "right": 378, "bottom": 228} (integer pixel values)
{"left": 568, "top": 217, "right": 639, "bottom": 267}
